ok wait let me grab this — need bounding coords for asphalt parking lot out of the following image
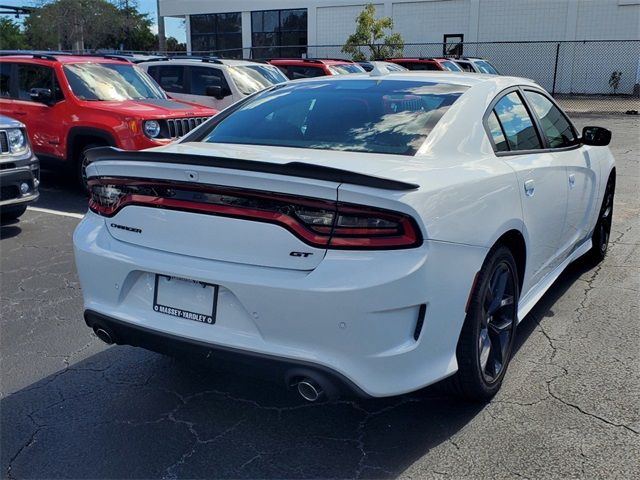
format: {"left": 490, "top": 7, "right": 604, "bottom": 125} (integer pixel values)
{"left": 1, "top": 114, "right": 638, "bottom": 479}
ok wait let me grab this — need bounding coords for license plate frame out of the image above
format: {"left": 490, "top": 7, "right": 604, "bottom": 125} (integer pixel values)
{"left": 153, "top": 275, "right": 218, "bottom": 325}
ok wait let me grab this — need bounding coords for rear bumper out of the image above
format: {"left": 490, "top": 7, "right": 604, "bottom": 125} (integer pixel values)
{"left": 74, "top": 211, "right": 488, "bottom": 397}
{"left": 84, "top": 309, "right": 368, "bottom": 398}
{"left": 0, "top": 154, "right": 40, "bottom": 208}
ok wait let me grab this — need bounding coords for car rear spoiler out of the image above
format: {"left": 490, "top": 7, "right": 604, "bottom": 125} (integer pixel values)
{"left": 85, "top": 147, "right": 420, "bottom": 191}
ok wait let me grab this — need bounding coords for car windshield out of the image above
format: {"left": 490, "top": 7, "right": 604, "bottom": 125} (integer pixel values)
{"left": 63, "top": 62, "right": 167, "bottom": 101}
{"left": 201, "top": 79, "right": 467, "bottom": 156}
{"left": 328, "top": 64, "right": 365, "bottom": 75}
{"left": 440, "top": 60, "right": 463, "bottom": 72}
{"left": 475, "top": 61, "right": 499, "bottom": 74}
{"left": 227, "top": 65, "right": 288, "bottom": 96}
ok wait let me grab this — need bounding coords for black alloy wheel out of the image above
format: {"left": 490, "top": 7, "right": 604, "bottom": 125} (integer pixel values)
{"left": 446, "top": 245, "right": 519, "bottom": 401}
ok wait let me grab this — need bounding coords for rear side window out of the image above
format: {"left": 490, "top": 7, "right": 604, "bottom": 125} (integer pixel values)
{"left": 17, "top": 64, "right": 63, "bottom": 101}
{"left": 0, "top": 63, "right": 11, "bottom": 97}
{"left": 475, "top": 61, "right": 499, "bottom": 75}
{"left": 523, "top": 90, "right": 576, "bottom": 148}
{"left": 402, "top": 62, "right": 439, "bottom": 71}
{"left": 149, "top": 65, "right": 186, "bottom": 93}
{"left": 285, "top": 66, "right": 326, "bottom": 80}
{"left": 486, "top": 111, "right": 509, "bottom": 152}
{"left": 201, "top": 79, "right": 467, "bottom": 156}
{"left": 190, "top": 66, "right": 228, "bottom": 96}
{"left": 456, "top": 61, "right": 473, "bottom": 72}
{"left": 493, "top": 92, "right": 542, "bottom": 151}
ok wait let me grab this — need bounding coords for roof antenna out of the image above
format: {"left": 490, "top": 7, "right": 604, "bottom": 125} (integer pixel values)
{"left": 369, "top": 61, "right": 390, "bottom": 77}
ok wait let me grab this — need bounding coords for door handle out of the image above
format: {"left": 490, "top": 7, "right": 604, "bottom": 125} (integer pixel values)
{"left": 524, "top": 179, "right": 535, "bottom": 197}
{"left": 568, "top": 174, "right": 576, "bottom": 189}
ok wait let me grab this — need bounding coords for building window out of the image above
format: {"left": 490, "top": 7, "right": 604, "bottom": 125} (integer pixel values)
{"left": 251, "top": 9, "right": 307, "bottom": 59}
{"left": 191, "top": 13, "right": 242, "bottom": 58}
{"left": 443, "top": 34, "right": 464, "bottom": 57}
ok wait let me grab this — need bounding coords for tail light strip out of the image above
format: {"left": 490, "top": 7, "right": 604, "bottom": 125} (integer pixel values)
{"left": 88, "top": 177, "right": 422, "bottom": 250}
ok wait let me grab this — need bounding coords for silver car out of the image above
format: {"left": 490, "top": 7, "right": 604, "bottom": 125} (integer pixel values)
{"left": 0, "top": 115, "right": 39, "bottom": 221}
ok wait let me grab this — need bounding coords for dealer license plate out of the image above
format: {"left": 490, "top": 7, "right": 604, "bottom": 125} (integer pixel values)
{"left": 153, "top": 275, "right": 218, "bottom": 325}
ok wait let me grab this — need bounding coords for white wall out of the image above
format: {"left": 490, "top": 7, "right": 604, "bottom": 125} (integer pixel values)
{"left": 393, "top": 0, "right": 470, "bottom": 44}
{"left": 162, "top": 0, "right": 640, "bottom": 94}
{"left": 315, "top": 3, "right": 383, "bottom": 45}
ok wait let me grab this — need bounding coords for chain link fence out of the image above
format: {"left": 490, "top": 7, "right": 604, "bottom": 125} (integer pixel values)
{"left": 174, "top": 40, "right": 639, "bottom": 115}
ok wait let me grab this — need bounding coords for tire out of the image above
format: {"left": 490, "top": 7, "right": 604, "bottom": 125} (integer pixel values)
{"left": 76, "top": 143, "right": 103, "bottom": 194}
{"left": 586, "top": 175, "right": 615, "bottom": 264}
{"left": 447, "top": 245, "right": 519, "bottom": 401}
{"left": 1, "top": 205, "right": 27, "bottom": 222}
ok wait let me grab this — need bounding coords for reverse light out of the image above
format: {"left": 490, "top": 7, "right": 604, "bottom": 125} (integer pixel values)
{"left": 143, "top": 120, "right": 161, "bottom": 138}
{"left": 88, "top": 178, "right": 422, "bottom": 250}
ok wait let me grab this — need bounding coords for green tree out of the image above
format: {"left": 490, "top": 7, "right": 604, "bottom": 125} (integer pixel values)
{"left": 341, "top": 4, "right": 404, "bottom": 61}
{"left": 24, "top": 0, "right": 156, "bottom": 51}
{"left": 0, "top": 17, "right": 26, "bottom": 50}
{"left": 165, "top": 37, "right": 186, "bottom": 52}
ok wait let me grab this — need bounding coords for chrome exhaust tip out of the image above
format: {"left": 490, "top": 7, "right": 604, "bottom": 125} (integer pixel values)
{"left": 94, "top": 327, "right": 114, "bottom": 345}
{"left": 297, "top": 379, "right": 323, "bottom": 402}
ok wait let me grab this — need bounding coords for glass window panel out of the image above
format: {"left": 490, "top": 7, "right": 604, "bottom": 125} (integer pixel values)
{"left": 487, "top": 111, "right": 509, "bottom": 152}
{"left": 17, "top": 64, "right": 53, "bottom": 100}
{"left": 262, "top": 10, "right": 279, "bottom": 32}
{"left": 524, "top": 90, "right": 576, "bottom": 148}
{"left": 202, "top": 79, "right": 468, "bottom": 156}
{"left": 217, "top": 13, "right": 241, "bottom": 33}
{"left": 1, "top": 63, "right": 12, "bottom": 98}
{"left": 251, "top": 11, "right": 262, "bottom": 32}
{"left": 494, "top": 92, "right": 542, "bottom": 151}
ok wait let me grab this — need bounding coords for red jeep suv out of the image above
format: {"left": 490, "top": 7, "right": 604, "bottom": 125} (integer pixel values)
{"left": 267, "top": 58, "right": 365, "bottom": 79}
{"left": 0, "top": 53, "right": 217, "bottom": 189}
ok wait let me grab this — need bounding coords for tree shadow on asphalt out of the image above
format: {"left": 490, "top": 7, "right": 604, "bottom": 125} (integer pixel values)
{"left": 0, "top": 257, "right": 599, "bottom": 479}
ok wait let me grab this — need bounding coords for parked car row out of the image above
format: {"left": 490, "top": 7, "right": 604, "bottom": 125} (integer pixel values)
{"left": 0, "top": 51, "right": 499, "bottom": 196}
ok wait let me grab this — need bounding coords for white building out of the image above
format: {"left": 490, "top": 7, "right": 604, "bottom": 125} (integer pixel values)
{"left": 158, "top": 0, "right": 640, "bottom": 94}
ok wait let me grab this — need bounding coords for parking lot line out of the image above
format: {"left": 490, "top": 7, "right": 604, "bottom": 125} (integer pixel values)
{"left": 27, "top": 206, "right": 85, "bottom": 219}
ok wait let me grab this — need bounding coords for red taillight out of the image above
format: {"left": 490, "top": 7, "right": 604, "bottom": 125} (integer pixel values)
{"left": 88, "top": 177, "right": 422, "bottom": 250}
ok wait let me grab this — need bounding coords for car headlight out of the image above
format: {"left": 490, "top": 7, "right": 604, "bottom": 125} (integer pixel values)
{"left": 143, "top": 120, "right": 161, "bottom": 139}
{"left": 6, "top": 128, "right": 28, "bottom": 154}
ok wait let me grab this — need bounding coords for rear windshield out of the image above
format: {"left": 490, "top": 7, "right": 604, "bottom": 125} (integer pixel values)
{"left": 200, "top": 79, "right": 467, "bottom": 156}
{"left": 63, "top": 63, "right": 166, "bottom": 101}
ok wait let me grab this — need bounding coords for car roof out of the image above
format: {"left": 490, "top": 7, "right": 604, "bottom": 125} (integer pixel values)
{"left": 0, "top": 54, "right": 131, "bottom": 65}
{"left": 288, "top": 71, "right": 535, "bottom": 88}
{"left": 269, "top": 58, "right": 354, "bottom": 65}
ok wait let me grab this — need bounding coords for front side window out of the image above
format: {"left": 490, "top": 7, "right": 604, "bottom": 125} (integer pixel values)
{"left": 64, "top": 63, "right": 166, "bottom": 101}
{"left": 17, "top": 64, "right": 63, "bottom": 102}
{"left": 524, "top": 90, "right": 576, "bottom": 148}
{"left": 200, "top": 79, "right": 467, "bottom": 156}
{"left": 493, "top": 92, "right": 542, "bottom": 151}
{"left": 148, "top": 65, "right": 186, "bottom": 93}
{"left": 0, "top": 63, "right": 11, "bottom": 97}
{"left": 190, "top": 66, "right": 228, "bottom": 95}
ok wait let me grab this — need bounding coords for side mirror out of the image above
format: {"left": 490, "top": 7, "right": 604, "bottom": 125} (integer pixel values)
{"left": 29, "top": 88, "right": 53, "bottom": 104}
{"left": 205, "top": 85, "right": 229, "bottom": 100}
{"left": 581, "top": 126, "right": 611, "bottom": 146}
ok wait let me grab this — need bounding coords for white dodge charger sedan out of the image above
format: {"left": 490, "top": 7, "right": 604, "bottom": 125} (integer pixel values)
{"left": 74, "top": 71, "right": 615, "bottom": 402}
